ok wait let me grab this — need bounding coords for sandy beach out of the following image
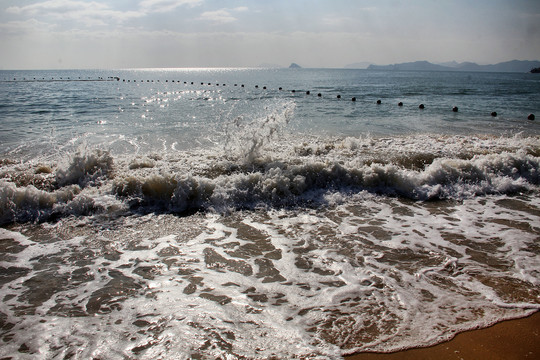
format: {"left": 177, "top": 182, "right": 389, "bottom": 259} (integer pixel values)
{"left": 346, "top": 311, "right": 540, "bottom": 360}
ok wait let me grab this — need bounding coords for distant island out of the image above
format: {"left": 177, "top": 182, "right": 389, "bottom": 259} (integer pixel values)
{"left": 289, "top": 63, "right": 302, "bottom": 69}
{"left": 531, "top": 67, "right": 540, "bottom": 73}
{"left": 366, "top": 60, "right": 540, "bottom": 73}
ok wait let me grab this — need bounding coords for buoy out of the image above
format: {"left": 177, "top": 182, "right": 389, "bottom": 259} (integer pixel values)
{"left": 528, "top": 114, "right": 535, "bottom": 120}
{"left": 279, "top": 87, "right": 282, "bottom": 90}
{"left": 419, "top": 104, "right": 425, "bottom": 109}
{"left": 306, "top": 91, "right": 310, "bottom": 95}
{"left": 352, "top": 97, "right": 356, "bottom": 102}
{"left": 255, "top": 85, "right": 259, "bottom": 88}
{"left": 241, "top": 84, "right": 244, "bottom": 87}
{"left": 398, "top": 102, "right": 403, "bottom": 106}
{"left": 337, "top": 95, "right": 341, "bottom": 99}
{"left": 377, "top": 99, "right": 381, "bottom": 104}
{"left": 452, "top": 106, "right": 458, "bottom": 112}
{"left": 292, "top": 90, "right": 296, "bottom": 93}
{"left": 263, "top": 86, "right": 266, "bottom": 89}
{"left": 317, "top": 93, "right": 322, "bottom": 97}
{"left": 491, "top": 111, "right": 497, "bottom": 117}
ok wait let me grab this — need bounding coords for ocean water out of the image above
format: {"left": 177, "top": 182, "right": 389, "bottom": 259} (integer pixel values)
{"left": 1, "top": 68, "right": 539, "bottom": 359}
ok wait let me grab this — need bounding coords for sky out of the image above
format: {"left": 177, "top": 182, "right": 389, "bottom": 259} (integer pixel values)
{"left": 1, "top": 0, "right": 539, "bottom": 69}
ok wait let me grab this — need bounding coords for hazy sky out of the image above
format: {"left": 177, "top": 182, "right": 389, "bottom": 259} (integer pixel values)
{"left": 1, "top": 0, "right": 539, "bottom": 69}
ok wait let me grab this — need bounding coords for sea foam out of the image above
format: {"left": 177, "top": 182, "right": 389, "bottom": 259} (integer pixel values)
{"left": 1, "top": 134, "right": 539, "bottom": 224}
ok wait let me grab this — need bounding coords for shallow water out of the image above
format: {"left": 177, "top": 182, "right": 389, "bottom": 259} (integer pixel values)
{"left": 1, "top": 69, "right": 539, "bottom": 359}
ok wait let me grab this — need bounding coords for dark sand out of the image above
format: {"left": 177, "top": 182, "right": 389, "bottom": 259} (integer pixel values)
{"left": 346, "top": 311, "right": 539, "bottom": 360}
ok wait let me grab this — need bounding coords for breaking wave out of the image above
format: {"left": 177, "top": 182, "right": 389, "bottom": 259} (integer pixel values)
{"left": 1, "top": 133, "right": 539, "bottom": 224}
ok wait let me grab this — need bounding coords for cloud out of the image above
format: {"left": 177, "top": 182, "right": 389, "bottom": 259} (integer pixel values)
{"left": 6, "top": 0, "right": 203, "bottom": 26}
{"left": 139, "top": 0, "right": 203, "bottom": 13}
{"left": 0, "top": 19, "right": 57, "bottom": 35}
{"left": 8, "top": 0, "right": 107, "bottom": 16}
{"left": 6, "top": 0, "right": 143, "bottom": 25}
{"left": 198, "top": 10, "right": 236, "bottom": 24}
{"left": 197, "top": 7, "right": 249, "bottom": 25}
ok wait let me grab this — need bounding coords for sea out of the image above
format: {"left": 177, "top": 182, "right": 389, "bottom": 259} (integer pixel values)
{"left": 1, "top": 68, "right": 539, "bottom": 359}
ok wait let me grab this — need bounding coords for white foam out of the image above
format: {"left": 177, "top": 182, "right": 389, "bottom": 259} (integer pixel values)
{"left": 1, "top": 133, "right": 539, "bottom": 358}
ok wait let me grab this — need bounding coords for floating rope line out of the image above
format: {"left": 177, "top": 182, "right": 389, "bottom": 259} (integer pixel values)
{"left": 2, "top": 74, "right": 535, "bottom": 120}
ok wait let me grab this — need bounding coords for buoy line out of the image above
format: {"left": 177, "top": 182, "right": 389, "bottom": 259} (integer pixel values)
{"left": 3, "top": 75, "right": 535, "bottom": 120}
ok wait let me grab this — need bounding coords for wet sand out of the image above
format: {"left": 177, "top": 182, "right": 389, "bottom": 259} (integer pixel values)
{"left": 346, "top": 311, "right": 540, "bottom": 360}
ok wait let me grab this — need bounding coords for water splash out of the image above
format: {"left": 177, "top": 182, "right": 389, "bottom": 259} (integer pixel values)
{"left": 223, "top": 100, "right": 295, "bottom": 163}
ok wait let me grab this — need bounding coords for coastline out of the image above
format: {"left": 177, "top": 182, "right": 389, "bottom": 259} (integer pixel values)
{"left": 346, "top": 311, "right": 540, "bottom": 360}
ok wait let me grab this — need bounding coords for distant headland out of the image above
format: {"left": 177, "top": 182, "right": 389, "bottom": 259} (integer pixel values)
{"left": 363, "top": 60, "right": 540, "bottom": 73}
{"left": 267, "top": 60, "right": 540, "bottom": 72}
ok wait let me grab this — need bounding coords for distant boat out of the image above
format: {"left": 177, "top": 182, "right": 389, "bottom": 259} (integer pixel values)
{"left": 531, "top": 67, "right": 540, "bottom": 73}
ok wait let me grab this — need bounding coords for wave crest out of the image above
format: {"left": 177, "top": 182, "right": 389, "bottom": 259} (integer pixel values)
{"left": 56, "top": 149, "right": 113, "bottom": 188}
{"left": 1, "top": 135, "right": 539, "bottom": 224}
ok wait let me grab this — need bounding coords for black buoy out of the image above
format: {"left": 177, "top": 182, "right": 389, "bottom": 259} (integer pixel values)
{"left": 337, "top": 94, "right": 341, "bottom": 99}
{"left": 255, "top": 85, "right": 259, "bottom": 88}
{"left": 263, "top": 86, "right": 266, "bottom": 89}
{"left": 377, "top": 99, "right": 381, "bottom": 104}
{"left": 317, "top": 93, "right": 322, "bottom": 97}
{"left": 398, "top": 102, "right": 403, "bottom": 106}
{"left": 292, "top": 89, "right": 296, "bottom": 93}
{"left": 279, "top": 87, "right": 282, "bottom": 90}
{"left": 419, "top": 104, "right": 425, "bottom": 109}
{"left": 491, "top": 111, "right": 497, "bottom": 117}
{"left": 352, "top": 97, "right": 356, "bottom": 102}
{"left": 241, "top": 84, "right": 244, "bottom": 87}
{"left": 452, "top": 106, "right": 458, "bottom": 112}
{"left": 306, "top": 91, "right": 310, "bottom": 95}
{"left": 528, "top": 114, "right": 535, "bottom": 120}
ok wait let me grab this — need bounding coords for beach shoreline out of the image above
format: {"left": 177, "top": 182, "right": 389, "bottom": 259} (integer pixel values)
{"left": 346, "top": 311, "right": 540, "bottom": 360}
